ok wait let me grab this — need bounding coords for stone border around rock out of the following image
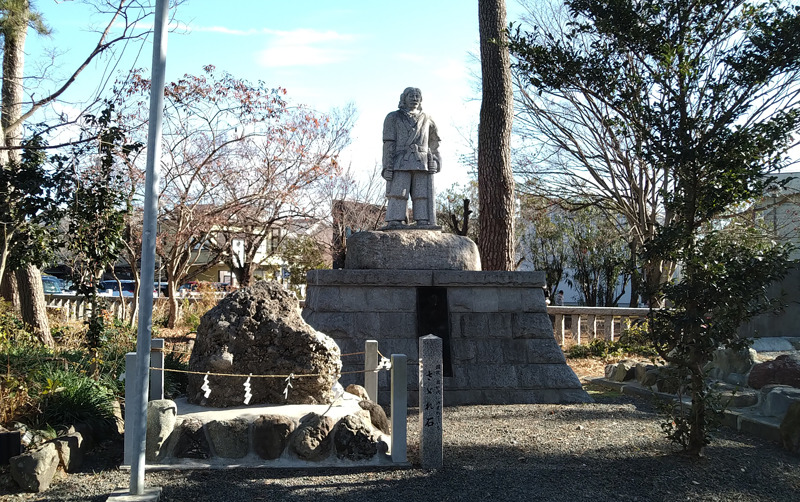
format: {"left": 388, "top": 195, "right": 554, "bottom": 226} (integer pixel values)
{"left": 588, "top": 377, "right": 797, "bottom": 452}
{"left": 144, "top": 398, "right": 394, "bottom": 468}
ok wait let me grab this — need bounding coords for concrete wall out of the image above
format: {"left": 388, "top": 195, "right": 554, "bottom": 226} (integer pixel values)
{"left": 740, "top": 265, "right": 800, "bottom": 338}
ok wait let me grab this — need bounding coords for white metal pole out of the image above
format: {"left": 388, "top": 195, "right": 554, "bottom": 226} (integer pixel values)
{"left": 130, "top": 0, "right": 169, "bottom": 494}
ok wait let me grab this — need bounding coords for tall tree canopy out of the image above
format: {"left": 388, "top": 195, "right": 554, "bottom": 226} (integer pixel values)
{"left": 1, "top": 0, "right": 170, "bottom": 341}
{"left": 510, "top": 0, "right": 800, "bottom": 455}
{"left": 116, "top": 66, "right": 353, "bottom": 327}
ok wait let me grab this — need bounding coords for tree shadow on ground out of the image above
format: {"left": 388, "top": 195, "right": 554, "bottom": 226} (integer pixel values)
{"left": 151, "top": 436, "right": 799, "bottom": 502}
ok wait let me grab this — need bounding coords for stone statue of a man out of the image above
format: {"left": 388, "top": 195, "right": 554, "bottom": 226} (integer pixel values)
{"left": 381, "top": 87, "right": 441, "bottom": 229}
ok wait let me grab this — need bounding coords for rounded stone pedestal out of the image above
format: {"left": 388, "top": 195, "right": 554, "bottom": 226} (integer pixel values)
{"left": 345, "top": 230, "right": 480, "bottom": 270}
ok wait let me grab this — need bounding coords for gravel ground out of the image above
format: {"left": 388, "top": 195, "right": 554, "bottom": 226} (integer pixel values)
{"left": 2, "top": 385, "right": 799, "bottom": 502}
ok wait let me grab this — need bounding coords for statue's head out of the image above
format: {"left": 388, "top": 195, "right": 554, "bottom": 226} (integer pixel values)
{"left": 398, "top": 87, "right": 422, "bottom": 111}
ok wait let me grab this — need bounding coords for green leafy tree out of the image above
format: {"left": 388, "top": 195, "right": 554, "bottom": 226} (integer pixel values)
{"left": 0, "top": 135, "right": 58, "bottom": 346}
{"left": 510, "top": 0, "right": 800, "bottom": 455}
{"left": 1, "top": 0, "right": 180, "bottom": 341}
{"left": 55, "top": 103, "right": 142, "bottom": 344}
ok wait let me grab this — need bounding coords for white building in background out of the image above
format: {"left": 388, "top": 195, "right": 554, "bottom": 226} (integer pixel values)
{"left": 741, "top": 172, "right": 800, "bottom": 338}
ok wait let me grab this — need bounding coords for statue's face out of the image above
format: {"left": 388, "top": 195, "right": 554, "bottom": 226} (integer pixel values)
{"left": 404, "top": 90, "right": 421, "bottom": 110}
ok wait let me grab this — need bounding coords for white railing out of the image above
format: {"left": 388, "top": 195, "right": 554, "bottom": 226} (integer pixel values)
{"left": 44, "top": 294, "right": 219, "bottom": 322}
{"left": 547, "top": 306, "right": 650, "bottom": 346}
{"left": 45, "top": 294, "right": 135, "bottom": 322}
{"left": 47, "top": 294, "right": 649, "bottom": 347}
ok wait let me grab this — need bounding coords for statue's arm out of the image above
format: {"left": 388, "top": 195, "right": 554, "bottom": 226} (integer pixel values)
{"left": 428, "top": 118, "right": 441, "bottom": 173}
{"left": 382, "top": 114, "right": 396, "bottom": 180}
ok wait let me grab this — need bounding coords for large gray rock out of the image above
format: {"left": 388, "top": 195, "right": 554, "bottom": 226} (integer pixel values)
{"left": 761, "top": 385, "right": 800, "bottom": 417}
{"left": 604, "top": 359, "right": 638, "bottom": 382}
{"left": 705, "top": 347, "right": 757, "bottom": 384}
{"left": 52, "top": 432, "right": 85, "bottom": 473}
{"left": 170, "top": 418, "right": 211, "bottom": 459}
{"left": 9, "top": 442, "right": 59, "bottom": 492}
{"left": 345, "top": 230, "right": 480, "bottom": 270}
{"left": 187, "top": 281, "right": 342, "bottom": 407}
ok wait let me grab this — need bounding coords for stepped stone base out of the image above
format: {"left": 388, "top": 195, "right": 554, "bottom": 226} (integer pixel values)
{"left": 303, "top": 269, "right": 591, "bottom": 406}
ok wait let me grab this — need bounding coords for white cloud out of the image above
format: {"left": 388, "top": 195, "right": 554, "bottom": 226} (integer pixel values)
{"left": 256, "top": 29, "right": 357, "bottom": 68}
{"left": 173, "top": 22, "right": 359, "bottom": 67}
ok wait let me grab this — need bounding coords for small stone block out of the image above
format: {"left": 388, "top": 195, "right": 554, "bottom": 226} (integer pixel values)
{"left": 738, "top": 415, "right": 782, "bottom": 443}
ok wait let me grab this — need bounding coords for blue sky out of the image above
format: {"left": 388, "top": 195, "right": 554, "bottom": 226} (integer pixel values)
{"left": 29, "top": 0, "right": 527, "bottom": 190}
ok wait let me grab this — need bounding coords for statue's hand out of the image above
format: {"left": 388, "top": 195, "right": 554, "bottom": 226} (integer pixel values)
{"left": 382, "top": 168, "right": 393, "bottom": 181}
{"left": 428, "top": 158, "right": 439, "bottom": 173}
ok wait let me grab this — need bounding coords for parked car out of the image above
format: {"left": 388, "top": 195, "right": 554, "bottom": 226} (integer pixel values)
{"left": 98, "top": 280, "right": 136, "bottom": 297}
{"left": 42, "top": 275, "right": 63, "bottom": 294}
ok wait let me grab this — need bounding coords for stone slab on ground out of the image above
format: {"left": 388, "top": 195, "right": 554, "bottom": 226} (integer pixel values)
{"left": 738, "top": 414, "right": 783, "bottom": 443}
{"left": 106, "top": 487, "right": 162, "bottom": 501}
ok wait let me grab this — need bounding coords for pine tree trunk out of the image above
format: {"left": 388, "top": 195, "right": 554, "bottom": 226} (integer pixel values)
{"left": 3, "top": 2, "right": 51, "bottom": 343}
{"left": 1, "top": 269, "right": 20, "bottom": 311}
{"left": 2, "top": 1, "right": 27, "bottom": 164}
{"left": 477, "top": 0, "right": 515, "bottom": 271}
{"left": 16, "top": 263, "right": 53, "bottom": 347}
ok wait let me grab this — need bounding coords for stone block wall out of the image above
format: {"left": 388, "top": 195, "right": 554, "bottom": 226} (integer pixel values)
{"left": 303, "top": 270, "right": 590, "bottom": 405}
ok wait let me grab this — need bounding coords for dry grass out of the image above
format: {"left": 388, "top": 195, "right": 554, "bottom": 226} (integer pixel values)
{"left": 565, "top": 356, "right": 609, "bottom": 380}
